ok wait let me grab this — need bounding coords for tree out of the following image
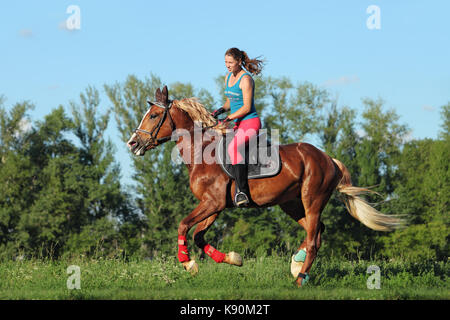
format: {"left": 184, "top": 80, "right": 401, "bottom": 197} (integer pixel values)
{"left": 380, "top": 103, "right": 449, "bottom": 260}
{"left": 70, "top": 87, "right": 134, "bottom": 223}
{"left": 0, "top": 99, "right": 36, "bottom": 257}
{"left": 0, "top": 89, "right": 138, "bottom": 259}
{"left": 314, "top": 98, "right": 411, "bottom": 259}
{"left": 64, "top": 86, "right": 139, "bottom": 258}
{"left": 14, "top": 106, "right": 77, "bottom": 257}
{"left": 317, "top": 101, "right": 365, "bottom": 257}
{"left": 357, "top": 98, "right": 409, "bottom": 195}
{"left": 264, "top": 80, "right": 329, "bottom": 144}
{"left": 439, "top": 102, "right": 450, "bottom": 140}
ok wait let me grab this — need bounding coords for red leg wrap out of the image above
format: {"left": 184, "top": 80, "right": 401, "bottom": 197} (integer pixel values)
{"left": 204, "top": 244, "right": 225, "bottom": 263}
{"left": 178, "top": 235, "right": 189, "bottom": 262}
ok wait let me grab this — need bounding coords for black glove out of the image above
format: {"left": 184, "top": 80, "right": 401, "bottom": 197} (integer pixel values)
{"left": 211, "top": 107, "right": 226, "bottom": 119}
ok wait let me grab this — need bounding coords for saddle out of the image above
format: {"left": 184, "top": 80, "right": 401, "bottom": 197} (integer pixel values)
{"left": 215, "top": 131, "right": 281, "bottom": 179}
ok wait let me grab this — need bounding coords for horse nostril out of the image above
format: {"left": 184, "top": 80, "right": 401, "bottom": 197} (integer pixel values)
{"left": 128, "top": 140, "right": 137, "bottom": 148}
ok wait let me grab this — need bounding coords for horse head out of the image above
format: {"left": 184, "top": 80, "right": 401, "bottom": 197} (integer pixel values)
{"left": 127, "top": 86, "right": 176, "bottom": 155}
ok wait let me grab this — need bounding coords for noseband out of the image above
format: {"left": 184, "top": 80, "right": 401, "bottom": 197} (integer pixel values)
{"left": 134, "top": 100, "right": 176, "bottom": 149}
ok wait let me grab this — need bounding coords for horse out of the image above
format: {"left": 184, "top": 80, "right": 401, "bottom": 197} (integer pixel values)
{"left": 127, "top": 86, "right": 403, "bottom": 287}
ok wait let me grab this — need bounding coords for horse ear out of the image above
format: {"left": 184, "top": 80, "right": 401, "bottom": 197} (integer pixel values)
{"left": 155, "top": 88, "right": 162, "bottom": 102}
{"left": 162, "top": 86, "right": 169, "bottom": 103}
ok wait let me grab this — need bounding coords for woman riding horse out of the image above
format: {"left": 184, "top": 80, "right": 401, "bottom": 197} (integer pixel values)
{"left": 212, "top": 48, "right": 264, "bottom": 207}
{"left": 127, "top": 82, "right": 403, "bottom": 287}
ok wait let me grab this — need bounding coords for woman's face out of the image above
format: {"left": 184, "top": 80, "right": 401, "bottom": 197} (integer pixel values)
{"left": 225, "top": 54, "right": 241, "bottom": 73}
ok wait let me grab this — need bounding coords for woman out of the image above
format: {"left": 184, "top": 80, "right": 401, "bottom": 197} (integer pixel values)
{"left": 212, "top": 48, "right": 264, "bottom": 207}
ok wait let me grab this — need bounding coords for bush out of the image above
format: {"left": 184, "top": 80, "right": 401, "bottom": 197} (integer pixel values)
{"left": 63, "top": 218, "right": 123, "bottom": 259}
{"left": 380, "top": 221, "right": 449, "bottom": 261}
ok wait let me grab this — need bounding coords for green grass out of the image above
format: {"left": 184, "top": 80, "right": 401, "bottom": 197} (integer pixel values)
{"left": 0, "top": 255, "right": 448, "bottom": 300}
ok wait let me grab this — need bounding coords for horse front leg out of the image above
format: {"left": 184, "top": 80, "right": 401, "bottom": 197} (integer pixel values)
{"left": 193, "top": 215, "right": 243, "bottom": 267}
{"left": 177, "top": 199, "right": 223, "bottom": 274}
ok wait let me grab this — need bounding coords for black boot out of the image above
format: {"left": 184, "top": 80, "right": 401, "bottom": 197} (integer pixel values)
{"left": 232, "top": 163, "right": 250, "bottom": 207}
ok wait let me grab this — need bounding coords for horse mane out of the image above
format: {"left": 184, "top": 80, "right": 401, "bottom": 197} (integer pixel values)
{"left": 174, "top": 98, "right": 228, "bottom": 134}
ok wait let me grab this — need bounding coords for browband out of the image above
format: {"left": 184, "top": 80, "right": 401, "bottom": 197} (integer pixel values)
{"left": 147, "top": 100, "right": 173, "bottom": 109}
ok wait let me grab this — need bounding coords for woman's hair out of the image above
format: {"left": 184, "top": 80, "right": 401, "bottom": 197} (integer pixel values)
{"left": 225, "top": 48, "right": 264, "bottom": 76}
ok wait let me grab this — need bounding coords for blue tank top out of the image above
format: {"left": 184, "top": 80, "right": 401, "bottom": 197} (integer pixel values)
{"left": 224, "top": 72, "right": 258, "bottom": 123}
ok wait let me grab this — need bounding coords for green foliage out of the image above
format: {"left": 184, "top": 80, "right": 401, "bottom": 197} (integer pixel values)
{"left": 0, "top": 88, "right": 136, "bottom": 259}
{"left": 357, "top": 97, "right": 409, "bottom": 195}
{"left": 380, "top": 131, "right": 449, "bottom": 260}
{"left": 0, "top": 74, "right": 448, "bottom": 263}
{"left": 0, "top": 256, "right": 447, "bottom": 299}
{"left": 264, "top": 79, "right": 329, "bottom": 144}
{"left": 439, "top": 102, "right": 450, "bottom": 140}
{"left": 381, "top": 221, "right": 449, "bottom": 261}
{"left": 63, "top": 217, "right": 122, "bottom": 258}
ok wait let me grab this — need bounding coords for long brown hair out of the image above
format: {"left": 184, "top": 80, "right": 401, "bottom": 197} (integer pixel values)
{"left": 225, "top": 48, "right": 264, "bottom": 76}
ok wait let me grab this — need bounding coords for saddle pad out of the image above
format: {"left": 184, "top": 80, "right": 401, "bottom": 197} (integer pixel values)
{"left": 215, "top": 132, "right": 281, "bottom": 179}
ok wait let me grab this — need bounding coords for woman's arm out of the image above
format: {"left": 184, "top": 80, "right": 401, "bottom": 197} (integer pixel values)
{"left": 222, "top": 98, "right": 230, "bottom": 111}
{"left": 227, "top": 75, "right": 253, "bottom": 120}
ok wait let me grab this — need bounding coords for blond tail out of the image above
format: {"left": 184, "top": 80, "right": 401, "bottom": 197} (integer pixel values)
{"left": 332, "top": 158, "right": 405, "bottom": 231}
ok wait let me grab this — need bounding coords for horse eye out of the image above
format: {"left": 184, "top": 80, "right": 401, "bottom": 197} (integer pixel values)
{"left": 150, "top": 114, "right": 159, "bottom": 119}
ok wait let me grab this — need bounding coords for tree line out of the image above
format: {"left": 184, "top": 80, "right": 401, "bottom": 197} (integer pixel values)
{"left": 0, "top": 74, "right": 448, "bottom": 261}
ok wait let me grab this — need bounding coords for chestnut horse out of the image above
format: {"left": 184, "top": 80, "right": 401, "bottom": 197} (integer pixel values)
{"left": 127, "top": 86, "right": 403, "bottom": 287}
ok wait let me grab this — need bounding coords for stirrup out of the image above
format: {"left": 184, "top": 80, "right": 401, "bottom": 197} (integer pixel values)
{"left": 234, "top": 191, "right": 250, "bottom": 207}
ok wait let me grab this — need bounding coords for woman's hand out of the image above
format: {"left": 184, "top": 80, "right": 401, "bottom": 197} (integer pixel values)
{"left": 219, "top": 116, "right": 233, "bottom": 125}
{"left": 211, "top": 107, "right": 226, "bottom": 118}
{"left": 212, "top": 98, "right": 231, "bottom": 118}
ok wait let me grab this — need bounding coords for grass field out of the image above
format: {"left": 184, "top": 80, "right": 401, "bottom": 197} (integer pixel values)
{"left": 0, "top": 254, "right": 448, "bottom": 300}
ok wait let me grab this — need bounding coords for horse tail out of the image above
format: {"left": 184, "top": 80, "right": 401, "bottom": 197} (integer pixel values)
{"left": 332, "top": 158, "right": 404, "bottom": 231}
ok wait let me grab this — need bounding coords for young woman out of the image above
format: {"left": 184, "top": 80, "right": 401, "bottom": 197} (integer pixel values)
{"left": 212, "top": 48, "right": 264, "bottom": 207}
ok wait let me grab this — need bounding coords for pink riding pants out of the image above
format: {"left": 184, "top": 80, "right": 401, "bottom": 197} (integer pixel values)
{"left": 227, "top": 117, "right": 262, "bottom": 165}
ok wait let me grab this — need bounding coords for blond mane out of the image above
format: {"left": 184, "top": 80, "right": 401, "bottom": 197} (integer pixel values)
{"left": 174, "top": 98, "right": 228, "bottom": 134}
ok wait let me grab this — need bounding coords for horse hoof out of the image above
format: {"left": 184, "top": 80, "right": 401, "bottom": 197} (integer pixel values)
{"left": 290, "top": 255, "right": 304, "bottom": 278}
{"left": 226, "top": 252, "right": 243, "bottom": 266}
{"left": 182, "top": 260, "right": 199, "bottom": 275}
{"left": 295, "top": 273, "right": 310, "bottom": 287}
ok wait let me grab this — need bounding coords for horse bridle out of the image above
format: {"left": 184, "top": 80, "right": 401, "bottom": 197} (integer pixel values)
{"left": 134, "top": 100, "right": 176, "bottom": 149}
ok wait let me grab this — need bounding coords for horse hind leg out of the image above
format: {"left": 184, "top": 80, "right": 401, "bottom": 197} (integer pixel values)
{"left": 297, "top": 192, "right": 333, "bottom": 287}
{"left": 280, "top": 199, "right": 327, "bottom": 285}
{"left": 280, "top": 201, "right": 308, "bottom": 278}
{"left": 296, "top": 220, "right": 325, "bottom": 263}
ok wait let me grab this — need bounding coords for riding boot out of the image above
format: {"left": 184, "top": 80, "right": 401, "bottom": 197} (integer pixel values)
{"left": 233, "top": 163, "right": 250, "bottom": 207}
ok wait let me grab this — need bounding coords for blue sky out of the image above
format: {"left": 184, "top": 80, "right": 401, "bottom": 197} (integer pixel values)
{"left": 1, "top": 1, "right": 449, "bottom": 185}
